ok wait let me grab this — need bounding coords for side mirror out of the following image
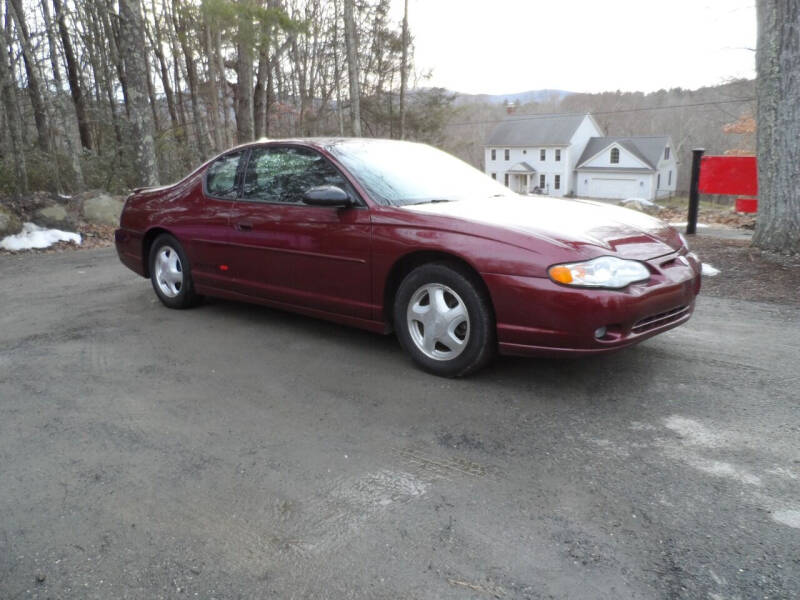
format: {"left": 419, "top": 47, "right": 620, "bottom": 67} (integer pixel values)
{"left": 302, "top": 185, "right": 353, "bottom": 208}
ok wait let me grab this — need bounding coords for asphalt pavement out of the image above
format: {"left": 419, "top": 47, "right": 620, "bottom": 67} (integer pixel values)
{"left": 1, "top": 248, "right": 798, "bottom": 599}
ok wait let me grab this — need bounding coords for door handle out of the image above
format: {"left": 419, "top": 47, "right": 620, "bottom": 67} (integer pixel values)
{"left": 234, "top": 221, "right": 253, "bottom": 232}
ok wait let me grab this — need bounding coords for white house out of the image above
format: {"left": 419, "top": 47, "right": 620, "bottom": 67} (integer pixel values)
{"left": 484, "top": 113, "right": 677, "bottom": 201}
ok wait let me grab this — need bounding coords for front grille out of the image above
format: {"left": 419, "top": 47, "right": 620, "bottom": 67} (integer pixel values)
{"left": 631, "top": 305, "right": 689, "bottom": 334}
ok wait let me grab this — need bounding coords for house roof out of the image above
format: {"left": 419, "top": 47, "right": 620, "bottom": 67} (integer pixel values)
{"left": 576, "top": 136, "right": 670, "bottom": 170}
{"left": 485, "top": 113, "right": 588, "bottom": 146}
{"left": 507, "top": 161, "right": 536, "bottom": 173}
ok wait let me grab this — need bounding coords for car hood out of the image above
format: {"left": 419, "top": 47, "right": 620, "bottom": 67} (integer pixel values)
{"left": 400, "top": 195, "right": 681, "bottom": 259}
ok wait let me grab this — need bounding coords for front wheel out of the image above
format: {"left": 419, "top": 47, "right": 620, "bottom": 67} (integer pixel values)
{"left": 148, "top": 234, "right": 199, "bottom": 309}
{"left": 394, "top": 263, "right": 495, "bottom": 377}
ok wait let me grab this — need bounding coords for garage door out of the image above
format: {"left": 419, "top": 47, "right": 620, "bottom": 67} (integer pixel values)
{"left": 588, "top": 177, "right": 639, "bottom": 199}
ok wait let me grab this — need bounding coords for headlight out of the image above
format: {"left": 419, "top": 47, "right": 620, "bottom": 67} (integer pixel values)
{"left": 548, "top": 256, "right": 650, "bottom": 289}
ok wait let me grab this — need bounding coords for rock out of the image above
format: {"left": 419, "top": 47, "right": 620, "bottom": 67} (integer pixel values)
{"left": 19, "top": 191, "right": 59, "bottom": 214}
{"left": 34, "top": 204, "right": 76, "bottom": 229}
{"left": 82, "top": 193, "right": 124, "bottom": 226}
{"left": 35, "top": 573, "right": 46, "bottom": 584}
{"left": 0, "top": 204, "right": 23, "bottom": 237}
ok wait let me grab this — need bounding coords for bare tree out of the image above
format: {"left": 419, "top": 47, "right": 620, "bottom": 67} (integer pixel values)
{"left": 235, "top": 0, "right": 255, "bottom": 143}
{"left": 399, "top": 0, "right": 408, "bottom": 139}
{"left": 0, "top": 0, "right": 26, "bottom": 193}
{"left": 343, "top": 0, "right": 361, "bottom": 136}
{"left": 41, "top": 0, "right": 84, "bottom": 188}
{"left": 8, "top": 0, "right": 50, "bottom": 151}
{"left": 172, "top": 0, "right": 210, "bottom": 159}
{"left": 0, "top": 0, "right": 417, "bottom": 194}
{"left": 53, "top": 0, "right": 91, "bottom": 149}
{"left": 752, "top": 0, "right": 800, "bottom": 254}
{"left": 118, "top": 0, "right": 159, "bottom": 185}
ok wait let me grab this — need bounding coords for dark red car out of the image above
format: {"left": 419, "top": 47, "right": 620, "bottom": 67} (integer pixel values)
{"left": 115, "top": 138, "right": 701, "bottom": 376}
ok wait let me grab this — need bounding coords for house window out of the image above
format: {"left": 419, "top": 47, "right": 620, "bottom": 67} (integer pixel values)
{"left": 504, "top": 173, "right": 509, "bottom": 186}
{"left": 540, "top": 149, "right": 546, "bottom": 161}
{"left": 610, "top": 147, "right": 620, "bottom": 164}
{"left": 664, "top": 147, "right": 670, "bottom": 160}
{"left": 555, "top": 149, "right": 561, "bottom": 161}
{"left": 504, "top": 149, "right": 510, "bottom": 161}
{"left": 539, "top": 174, "right": 546, "bottom": 188}
{"left": 668, "top": 170, "right": 672, "bottom": 185}
{"left": 657, "top": 173, "right": 661, "bottom": 188}
{"left": 491, "top": 149, "right": 496, "bottom": 160}
{"left": 491, "top": 173, "right": 497, "bottom": 180}
{"left": 554, "top": 174, "right": 561, "bottom": 190}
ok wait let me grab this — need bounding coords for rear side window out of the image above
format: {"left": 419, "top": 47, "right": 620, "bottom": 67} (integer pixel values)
{"left": 206, "top": 152, "right": 243, "bottom": 199}
{"left": 242, "top": 146, "right": 350, "bottom": 204}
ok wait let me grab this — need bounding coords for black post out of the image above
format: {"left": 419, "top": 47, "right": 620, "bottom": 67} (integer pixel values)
{"left": 686, "top": 148, "right": 704, "bottom": 235}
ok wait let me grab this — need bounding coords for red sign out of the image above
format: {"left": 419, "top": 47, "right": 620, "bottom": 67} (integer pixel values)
{"left": 698, "top": 156, "right": 757, "bottom": 196}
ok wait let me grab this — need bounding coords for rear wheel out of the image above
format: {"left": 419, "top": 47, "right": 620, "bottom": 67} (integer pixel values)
{"left": 394, "top": 262, "right": 495, "bottom": 377}
{"left": 149, "top": 234, "right": 199, "bottom": 309}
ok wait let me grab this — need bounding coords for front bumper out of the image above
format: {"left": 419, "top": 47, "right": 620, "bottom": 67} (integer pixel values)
{"left": 484, "top": 250, "right": 702, "bottom": 357}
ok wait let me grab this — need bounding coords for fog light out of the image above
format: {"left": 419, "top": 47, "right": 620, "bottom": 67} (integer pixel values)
{"left": 594, "top": 326, "right": 607, "bottom": 339}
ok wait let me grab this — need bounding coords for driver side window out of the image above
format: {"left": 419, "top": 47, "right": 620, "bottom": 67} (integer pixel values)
{"left": 242, "top": 146, "right": 350, "bottom": 204}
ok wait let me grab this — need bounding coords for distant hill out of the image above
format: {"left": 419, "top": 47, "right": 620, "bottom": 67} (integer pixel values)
{"left": 451, "top": 89, "right": 574, "bottom": 106}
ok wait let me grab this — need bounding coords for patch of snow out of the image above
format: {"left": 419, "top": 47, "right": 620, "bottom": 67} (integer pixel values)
{"left": 58, "top": 193, "right": 72, "bottom": 200}
{"left": 702, "top": 263, "right": 721, "bottom": 276}
{"left": 664, "top": 415, "right": 726, "bottom": 448}
{"left": 772, "top": 509, "right": 800, "bottom": 529}
{"left": 686, "top": 456, "right": 762, "bottom": 486}
{"left": 621, "top": 197, "right": 663, "bottom": 209}
{"left": 0, "top": 222, "right": 81, "bottom": 251}
{"left": 767, "top": 467, "right": 799, "bottom": 481}
{"left": 668, "top": 222, "right": 710, "bottom": 229}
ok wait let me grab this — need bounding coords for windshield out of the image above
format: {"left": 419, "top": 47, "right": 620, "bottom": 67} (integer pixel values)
{"left": 325, "top": 140, "right": 513, "bottom": 206}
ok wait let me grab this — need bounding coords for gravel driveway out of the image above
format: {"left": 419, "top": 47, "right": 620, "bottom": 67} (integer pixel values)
{"left": 1, "top": 248, "right": 798, "bottom": 599}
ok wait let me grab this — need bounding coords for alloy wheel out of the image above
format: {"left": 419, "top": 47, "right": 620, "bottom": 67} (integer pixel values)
{"left": 154, "top": 245, "right": 183, "bottom": 298}
{"left": 406, "top": 283, "right": 470, "bottom": 361}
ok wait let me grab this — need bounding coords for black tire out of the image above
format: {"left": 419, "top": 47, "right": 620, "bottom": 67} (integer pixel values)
{"left": 148, "top": 233, "right": 200, "bottom": 309}
{"left": 394, "top": 262, "right": 496, "bottom": 377}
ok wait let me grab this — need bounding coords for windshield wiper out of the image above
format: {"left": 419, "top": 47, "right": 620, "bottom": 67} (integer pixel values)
{"left": 407, "top": 198, "right": 456, "bottom": 205}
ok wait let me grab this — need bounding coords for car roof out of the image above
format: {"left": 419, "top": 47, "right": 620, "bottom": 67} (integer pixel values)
{"left": 228, "top": 137, "right": 419, "bottom": 153}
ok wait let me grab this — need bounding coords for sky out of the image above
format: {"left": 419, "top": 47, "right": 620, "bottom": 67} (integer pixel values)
{"left": 388, "top": 0, "right": 757, "bottom": 95}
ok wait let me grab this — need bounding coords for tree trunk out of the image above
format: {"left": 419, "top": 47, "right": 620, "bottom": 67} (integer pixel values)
{"left": 265, "top": 53, "right": 276, "bottom": 137}
{"left": 92, "top": 0, "right": 124, "bottom": 146}
{"left": 332, "top": 0, "right": 344, "bottom": 136}
{"left": 201, "top": 21, "right": 223, "bottom": 151}
{"left": 8, "top": 0, "right": 50, "bottom": 152}
{"left": 42, "top": 0, "right": 84, "bottom": 189}
{"left": 118, "top": 0, "right": 159, "bottom": 186}
{"left": 145, "top": 3, "right": 181, "bottom": 138}
{"left": 143, "top": 48, "right": 161, "bottom": 134}
{"left": 753, "top": 0, "right": 800, "bottom": 254}
{"left": 342, "top": 0, "right": 361, "bottom": 136}
{"left": 53, "top": 0, "right": 91, "bottom": 149}
{"left": 254, "top": 45, "right": 269, "bottom": 139}
{"left": 214, "top": 27, "right": 232, "bottom": 148}
{"left": 0, "top": 10, "right": 27, "bottom": 194}
{"left": 103, "top": 0, "right": 130, "bottom": 116}
{"left": 163, "top": 8, "right": 189, "bottom": 152}
{"left": 172, "top": 0, "right": 210, "bottom": 160}
{"left": 399, "top": 0, "right": 408, "bottom": 139}
{"left": 235, "top": 0, "right": 255, "bottom": 143}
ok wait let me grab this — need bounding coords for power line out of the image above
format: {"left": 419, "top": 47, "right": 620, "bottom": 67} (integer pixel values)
{"left": 445, "top": 97, "right": 756, "bottom": 128}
